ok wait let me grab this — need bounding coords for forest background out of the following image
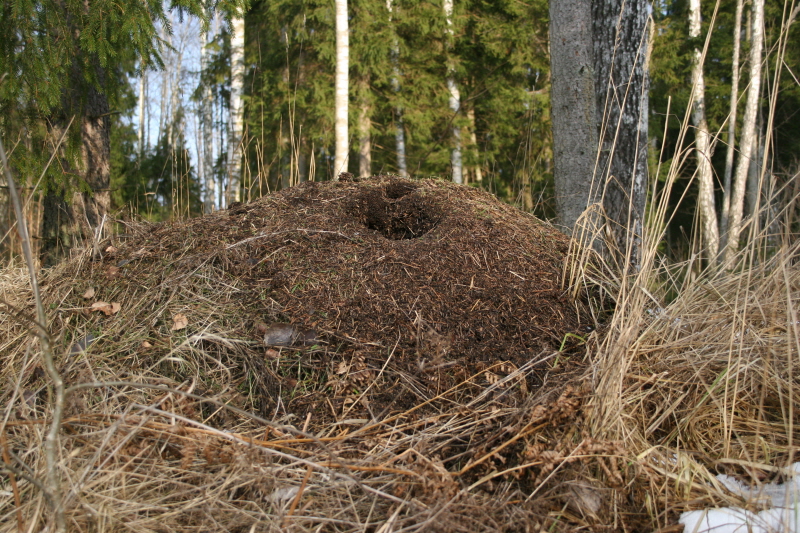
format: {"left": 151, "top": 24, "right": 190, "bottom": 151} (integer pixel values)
{"left": 1, "top": 0, "right": 798, "bottom": 265}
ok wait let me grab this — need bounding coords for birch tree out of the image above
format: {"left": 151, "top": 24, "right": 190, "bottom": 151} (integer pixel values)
{"left": 334, "top": 0, "right": 350, "bottom": 178}
{"left": 201, "top": 8, "right": 216, "bottom": 213}
{"left": 720, "top": 0, "right": 743, "bottom": 240}
{"left": 138, "top": 65, "right": 147, "bottom": 160}
{"left": 228, "top": 11, "right": 246, "bottom": 203}
{"left": 724, "top": 0, "right": 764, "bottom": 264}
{"left": 444, "top": 0, "right": 463, "bottom": 184}
{"left": 689, "top": 0, "right": 720, "bottom": 260}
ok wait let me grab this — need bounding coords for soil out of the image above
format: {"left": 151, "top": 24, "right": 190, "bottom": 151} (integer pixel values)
{"left": 91, "top": 175, "right": 586, "bottom": 422}
{"left": 1, "top": 176, "right": 661, "bottom": 533}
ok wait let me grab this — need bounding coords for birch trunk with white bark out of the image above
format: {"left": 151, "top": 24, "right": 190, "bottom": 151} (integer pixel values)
{"left": 227, "top": 14, "right": 245, "bottom": 204}
{"left": 720, "top": 0, "right": 743, "bottom": 242}
{"left": 724, "top": 0, "right": 764, "bottom": 265}
{"left": 201, "top": 15, "right": 216, "bottom": 214}
{"left": 138, "top": 66, "right": 146, "bottom": 159}
{"left": 334, "top": 0, "right": 349, "bottom": 179}
{"left": 444, "top": 0, "right": 462, "bottom": 184}
{"left": 689, "top": 0, "right": 720, "bottom": 260}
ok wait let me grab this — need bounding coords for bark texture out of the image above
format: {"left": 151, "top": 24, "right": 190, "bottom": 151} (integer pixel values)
{"left": 386, "top": 0, "right": 407, "bottom": 177}
{"left": 720, "top": 0, "right": 743, "bottom": 241}
{"left": 593, "top": 0, "right": 650, "bottom": 267}
{"left": 689, "top": 0, "right": 720, "bottom": 260}
{"left": 444, "top": 0, "right": 463, "bottom": 184}
{"left": 41, "top": 59, "right": 111, "bottom": 267}
{"left": 358, "top": 77, "right": 372, "bottom": 178}
{"left": 138, "top": 67, "right": 146, "bottom": 159}
{"left": 334, "top": 0, "right": 350, "bottom": 178}
{"left": 227, "top": 13, "right": 245, "bottom": 204}
{"left": 725, "top": 0, "right": 763, "bottom": 264}
{"left": 549, "top": 0, "right": 598, "bottom": 233}
{"left": 202, "top": 19, "right": 216, "bottom": 214}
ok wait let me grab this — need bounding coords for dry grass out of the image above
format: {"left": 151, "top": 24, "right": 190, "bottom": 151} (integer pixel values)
{"left": 0, "top": 185, "right": 798, "bottom": 533}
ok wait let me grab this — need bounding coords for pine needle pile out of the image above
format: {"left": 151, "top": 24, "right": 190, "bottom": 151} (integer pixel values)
{"left": 1, "top": 176, "right": 616, "bottom": 532}
{"left": 1, "top": 175, "right": 798, "bottom": 532}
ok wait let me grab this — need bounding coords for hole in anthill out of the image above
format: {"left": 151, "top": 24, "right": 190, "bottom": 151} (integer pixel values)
{"left": 385, "top": 182, "right": 417, "bottom": 199}
{"left": 354, "top": 184, "right": 440, "bottom": 240}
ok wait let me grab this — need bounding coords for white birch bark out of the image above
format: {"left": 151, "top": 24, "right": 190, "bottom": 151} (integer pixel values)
{"left": 386, "top": 0, "right": 407, "bottom": 177}
{"left": 201, "top": 12, "right": 215, "bottom": 214}
{"left": 169, "top": 37, "right": 183, "bottom": 152}
{"left": 444, "top": 0, "right": 462, "bottom": 184}
{"left": 159, "top": 23, "right": 170, "bottom": 143}
{"left": 724, "top": 0, "right": 763, "bottom": 264}
{"left": 334, "top": 0, "right": 349, "bottom": 178}
{"left": 228, "top": 13, "right": 245, "bottom": 204}
{"left": 720, "top": 0, "right": 742, "bottom": 241}
{"left": 138, "top": 66, "right": 146, "bottom": 159}
{"left": 689, "top": 0, "right": 720, "bottom": 260}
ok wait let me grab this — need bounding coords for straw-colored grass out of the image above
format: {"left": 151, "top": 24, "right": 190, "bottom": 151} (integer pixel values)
{"left": 2, "top": 167, "right": 799, "bottom": 533}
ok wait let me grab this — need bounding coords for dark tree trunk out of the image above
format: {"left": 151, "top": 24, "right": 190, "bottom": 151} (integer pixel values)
{"left": 41, "top": 59, "right": 111, "bottom": 267}
{"left": 592, "top": 0, "right": 650, "bottom": 269}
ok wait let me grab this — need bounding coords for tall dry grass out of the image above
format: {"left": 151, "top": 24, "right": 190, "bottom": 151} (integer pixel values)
{"left": 563, "top": 6, "right": 800, "bottom": 528}
{"left": 1, "top": 8, "right": 799, "bottom": 533}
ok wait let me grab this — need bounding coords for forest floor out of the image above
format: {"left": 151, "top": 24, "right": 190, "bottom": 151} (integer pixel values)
{"left": 1, "top": 175, "right": 797, "bottom": 532}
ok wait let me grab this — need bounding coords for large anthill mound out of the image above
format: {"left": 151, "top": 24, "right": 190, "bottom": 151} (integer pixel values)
{"left": 41, "top": 176, "right": 584, "bottom": 420}
{"left": 2, "top": 176, "right": 653, "bottom": 533}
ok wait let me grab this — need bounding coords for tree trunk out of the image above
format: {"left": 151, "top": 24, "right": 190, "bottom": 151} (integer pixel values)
{"left": 593, "top": 0, "right": 650, "bottom": 268}
{"left": 746, "top": 106, "right": 763, "bottom": 218}
{"left": 159, "top": 23, "right": 170, "bottom": 143}
{"left": 466, "top": 105, "right": 483, "bottom": 183}
{"left": 357, "top": 77, "right": 372, "bottom": 178}
{"left": 334, "top": 0, "right": 350, "bottom": 179}
{"left": 228, "top": 13, "right": 245, "bottom": 204}
{"left": 550, "top": 0, "right": 598, "bottom": 233}
{"left": 720, "top": 0, "right": 743, "bottom": 242}
{"left": 688, "top": 0, "right": 720, "bottom": 261}
{"left": 201, "top": 15, "right": 216, "bottom": 214}
{"left": 724, "top": 0, "right": 764, "bottom": 264}
{"left": 444, "top": 0, "right": 463, "bottom": 184}
{"left": 138, "top": 65, "right": 146, "bottom": 160}
{"left": 41, "top": 61, "right": 111, "bottom": 267}
{"left": 386, "top": 0, "right": 408, "bottom": 178}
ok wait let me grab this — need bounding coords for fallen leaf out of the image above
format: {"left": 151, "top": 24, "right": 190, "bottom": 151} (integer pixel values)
{"left": 105, "top": 245, "right": 118, "bottom": 254}
{"left": 105, "top": 266, "right": 120, "bottom": 279}
{"left": 336, "top": 361, "right": 349, "bottom": 374}
{"left": 171, "top": 313, "right": 188, "bottom": 331}
{"left": 142, "top": 340, "right": 153, "bottom": 349}
{"left": 91, "top": 302, "right": 121, "bottom": 316}
{"left": 82, "top": 287, "right": 95, "bottom": 299}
